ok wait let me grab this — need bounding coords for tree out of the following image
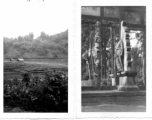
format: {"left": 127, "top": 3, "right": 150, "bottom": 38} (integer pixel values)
{"left": 130, "top": 31, "right": 146, "bottom": 85}
{"left": 4, "top": 30, "right": 68, "bottom": 59}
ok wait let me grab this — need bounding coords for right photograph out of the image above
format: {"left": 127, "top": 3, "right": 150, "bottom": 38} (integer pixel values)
{"left": 81, "top": 6, "right": 146, "bottom": 112}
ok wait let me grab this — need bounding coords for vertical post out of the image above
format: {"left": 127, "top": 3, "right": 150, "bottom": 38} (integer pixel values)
{"left": 110, "top": 27, "right": 114, "bottom": 75}
{"left": 110, "top": 27, "right": 114, "bottom": 74}
{"left": 100, "top": 37, "right": 103, "bottom": 85}
{"left": 143, "top": 31, "right": 146, "bottom": 86}
{"left": 94, "top": 21, "right": 102, "bottom": 88}
{"left": 89, "top": 31, "right": 95, "bottom": 85}
{"left": 110, "top": 27, "right": 116, "bottom": 86}
{"left": 113, "top": 27, "right": 119, "bottom": 86}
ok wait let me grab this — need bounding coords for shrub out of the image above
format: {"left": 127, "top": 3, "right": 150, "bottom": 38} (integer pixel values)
{"left": 4, "top": 70, "right": 68, "bottom": 112}
{"left": 101, "top": 78, "right": 112, "bottom": 86}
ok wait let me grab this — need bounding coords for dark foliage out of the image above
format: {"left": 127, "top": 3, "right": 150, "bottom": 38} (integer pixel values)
{"left": 4, "top": 70, "right": 68, "bottom": 112}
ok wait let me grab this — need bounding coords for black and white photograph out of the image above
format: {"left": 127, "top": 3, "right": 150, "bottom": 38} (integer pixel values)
{"left": 2, "top": 0, "right": 69, "bottom": 113}
{"left": 81, "top": 6, "right": 146, "bottom": 112}
{"left": 1, "top": 0, "right": 152, "bottom": 119}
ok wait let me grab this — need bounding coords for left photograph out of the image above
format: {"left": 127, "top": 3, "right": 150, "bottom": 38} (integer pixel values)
{"left": 3, "top": 1, "right": 68, "bottom": 112}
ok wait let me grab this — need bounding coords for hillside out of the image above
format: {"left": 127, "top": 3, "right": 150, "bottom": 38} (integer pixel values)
{"left": 4, "top": 30, "right": 68, "bottom": 59}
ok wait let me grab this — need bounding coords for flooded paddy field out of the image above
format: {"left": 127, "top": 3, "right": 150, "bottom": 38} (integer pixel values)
{"left": 4, "top": 58, "right": 68, "bottom": 80}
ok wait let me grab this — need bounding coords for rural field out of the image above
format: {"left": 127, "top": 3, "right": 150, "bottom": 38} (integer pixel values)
{"left": 4, "top": 58, "right": 68, "bottom": 79}
{"left": 4, "top": 58, "right": 68, "bottom": 71}
{"left": 4, "top": 58, "right": 68, "bottom": 112}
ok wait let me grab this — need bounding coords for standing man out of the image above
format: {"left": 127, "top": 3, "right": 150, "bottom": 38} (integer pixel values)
{"left": 115, "top": 34, "right": 124, "bottom": 72}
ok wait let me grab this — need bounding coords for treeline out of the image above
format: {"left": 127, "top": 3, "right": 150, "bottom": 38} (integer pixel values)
{"left": 4, "top": 30, "right": 68, "bottom": 59}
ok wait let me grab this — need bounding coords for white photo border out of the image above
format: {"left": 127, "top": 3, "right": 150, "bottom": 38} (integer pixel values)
{"left": 75, "top": 0, "right": 152, "bottom": 118}
{"left": 0, "top": 0, "right": 74, "bottom": 118}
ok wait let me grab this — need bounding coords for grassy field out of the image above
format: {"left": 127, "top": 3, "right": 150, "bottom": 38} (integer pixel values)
{"left": 4, "top": 59, "right": 68, "bottom": 80}
{"left": 4, "top": 59, "right": 67, "bottom": 71}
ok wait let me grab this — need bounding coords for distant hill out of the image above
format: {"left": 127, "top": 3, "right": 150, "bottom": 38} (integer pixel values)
{"left": 4, "top": 30, "right": 68, "bottom": 59}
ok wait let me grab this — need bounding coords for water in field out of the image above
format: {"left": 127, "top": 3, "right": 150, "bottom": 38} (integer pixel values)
{"left": 4, "top": 58, "right": 68, "bottom": 64}
{"left": 4, "top": 58, "right": 68, "bottom": 80}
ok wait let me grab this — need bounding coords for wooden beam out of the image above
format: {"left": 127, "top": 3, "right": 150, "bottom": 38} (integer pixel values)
{"left": 122, "top": 22, "right": 146, "bottom": 29}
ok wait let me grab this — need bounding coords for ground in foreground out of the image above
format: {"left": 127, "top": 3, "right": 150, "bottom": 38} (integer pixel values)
{"left": 82, "top": 101, "right": 146, "bottom": 112}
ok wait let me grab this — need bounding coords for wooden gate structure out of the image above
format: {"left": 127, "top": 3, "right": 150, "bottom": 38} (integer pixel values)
{"left": 81, "top": 6, "right": 146, "bottom": 91}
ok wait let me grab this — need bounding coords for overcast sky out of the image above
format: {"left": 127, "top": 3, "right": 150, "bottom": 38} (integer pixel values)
{"left": 1, "top": 0, "right": 70, "bottom": 38}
